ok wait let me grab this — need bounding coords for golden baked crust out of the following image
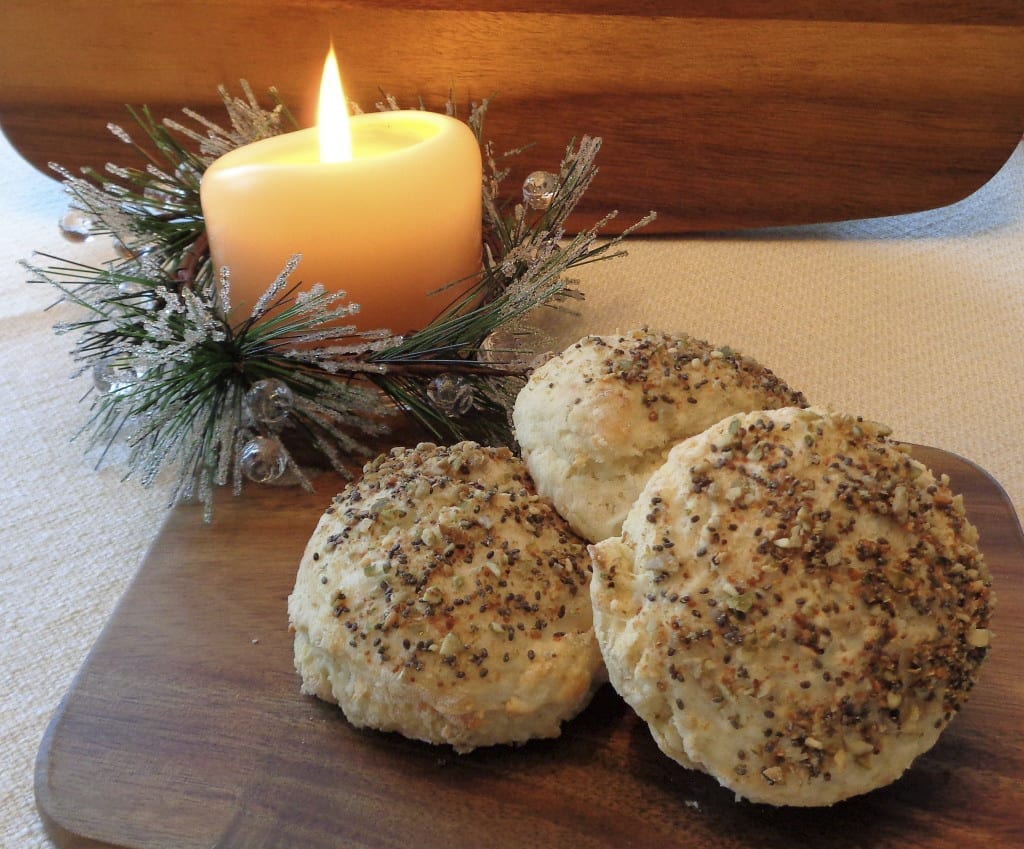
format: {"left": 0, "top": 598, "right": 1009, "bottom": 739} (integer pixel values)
{"left": 590, "top": 407, "right": 994, "bottom": 805}
{"left": 288, "top": 441, "right": 604, "bottom": 752}
{"left": 513, "top": 328, "right": 807, "bottom": 543}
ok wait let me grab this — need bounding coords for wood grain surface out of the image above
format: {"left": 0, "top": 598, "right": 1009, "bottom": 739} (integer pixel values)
{"left": 34, "top": 444, "right": 1024, "bottom": 849}
{"left": 2, "top": 2, "right": 1024, "bottom": 232}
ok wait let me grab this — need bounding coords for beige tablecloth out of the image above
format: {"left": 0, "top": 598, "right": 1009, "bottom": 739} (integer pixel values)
{"left": 2, "top": 125, "right": 1022, "bottom": 848}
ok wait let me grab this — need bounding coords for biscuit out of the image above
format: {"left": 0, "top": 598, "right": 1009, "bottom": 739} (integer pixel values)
{"left": 288, "top": 441, "right": 604, "bottom": 752}
{"left": 589, "top": 407, "right": 994, "bottom": 805}
{"left": 513, "top": 329, "right": 807, "bottom": 542}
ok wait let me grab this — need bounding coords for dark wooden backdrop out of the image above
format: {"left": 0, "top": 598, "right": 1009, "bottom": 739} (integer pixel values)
{"left": 2, "top": 1, "right": 1024, "bottom": 231}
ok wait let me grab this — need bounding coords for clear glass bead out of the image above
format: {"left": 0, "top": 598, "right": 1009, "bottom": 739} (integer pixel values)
{"left": 522, "top": 171, "right": 557, "bottom": 210}
{"left": 244, "top": 378, "right": 294, "bottom": 430}
{"left": 426, "top": 374, "right": 475, "bottom": 417}
{"left": 239, "top": 436, "right": 287, "bottom": 483}
{"left": 92, "top": 357, "right": 135, "bottom": 395}
{"left": 59, "top": 208, "right": 94, "bottom": 242}
{"left": 117, "top": 280, "right": 146, "bottom": 297}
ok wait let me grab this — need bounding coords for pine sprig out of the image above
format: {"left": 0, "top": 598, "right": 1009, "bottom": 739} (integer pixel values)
{"left": 29, "top": 84, "right": 654, "bottom": 518}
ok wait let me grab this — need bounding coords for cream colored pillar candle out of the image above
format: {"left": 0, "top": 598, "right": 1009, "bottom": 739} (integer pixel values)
{"left": 200, "top": 51, "right": 482, "bottom": 335}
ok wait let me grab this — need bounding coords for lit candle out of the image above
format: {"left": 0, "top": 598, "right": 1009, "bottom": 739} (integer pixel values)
{"left": 200, "top": 46, "right": 482, "bottom": 334}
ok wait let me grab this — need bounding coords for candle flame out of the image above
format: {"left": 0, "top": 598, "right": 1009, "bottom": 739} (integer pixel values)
{"left": 318, "top": 44, "right": 352, "bottom": 163}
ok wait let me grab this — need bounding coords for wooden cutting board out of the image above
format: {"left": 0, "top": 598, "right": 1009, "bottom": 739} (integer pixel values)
{"left": 2, "top": 2, "right": 1024, "bottom": 232}
{"left": 34, "top": 444, "right": 1024, "bottom": 849}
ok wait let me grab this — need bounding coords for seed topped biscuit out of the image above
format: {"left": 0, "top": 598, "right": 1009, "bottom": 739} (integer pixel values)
{"left": 513, "top": 328, "right": 807, "bottom": 542}
{"left": 589, "top": 407, "right": 994, "bottom": 805}
{"left": 288, "top": 441, "right": 604, "bottom": 753}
